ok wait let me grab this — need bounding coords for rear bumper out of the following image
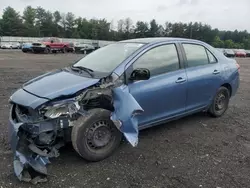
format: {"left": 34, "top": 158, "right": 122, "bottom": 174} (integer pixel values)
{"left": 230, "top": 72, "right": 240, "bottom": 97}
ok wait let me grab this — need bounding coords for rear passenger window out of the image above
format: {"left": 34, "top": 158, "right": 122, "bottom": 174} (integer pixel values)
{"left": 206, "top": 50, "right": 217, "bottom": 63}
{"left": 183, "top": 44, "right": 209, "bottom": 67}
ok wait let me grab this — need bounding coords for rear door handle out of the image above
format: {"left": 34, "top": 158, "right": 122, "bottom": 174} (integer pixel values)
{"left": 213, "top": 70, "right": 220, "bottom": 74}
{"left": 176, "top": 77, "right": 186, "bottom": 83}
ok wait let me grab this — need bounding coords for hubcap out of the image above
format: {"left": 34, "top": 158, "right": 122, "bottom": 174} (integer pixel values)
{"left": 215, "top": 92, "right": 227, "bottom": 111}
{"left": 86, "top": 121, "right": 114, "bottom": 149}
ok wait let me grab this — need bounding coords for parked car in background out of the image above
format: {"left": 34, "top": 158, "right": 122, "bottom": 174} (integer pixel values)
{"left": 74, "top": 42, "right": 95, "bottom": 54}
{"left": 11, "top": 42, "right": 22, "bottom": 49}
{"left": 66, "top": 42, "right": 75, "bottom": 53}
{"left": 223, "top": 49, "right": 235, "bottom": 57}
{"left": 245, "top": 50, "right": 250, "bottom": 57}
{"left": 32, "top": 37, "right": 70, "bottom": 53}
{"left": 234, "top": 49, "right": 246, "bottom": 57}
{"left": 1, "top": 43, "right": 13, "bottom": 49}
{"left": 31, "top": 41, "right": 47, "bottom": 53}
{"left": 80, "top": 44, "right": 96, "bottom": 54}
{"left": 9, "top": 37, "right": 240, "bottom": 183}
{"left": 22, "top": 43, "right": 33, "bottom": 53}
{"left": 74, "top": 42, "right": 85, "bottom": 52}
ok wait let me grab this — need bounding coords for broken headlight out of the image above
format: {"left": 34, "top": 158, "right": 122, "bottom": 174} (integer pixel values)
{"left": 43, "top": 100, "right": 80, "bottom": 119}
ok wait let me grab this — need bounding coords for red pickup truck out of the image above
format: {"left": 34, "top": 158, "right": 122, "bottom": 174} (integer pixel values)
{"left": 32, "top": 37, "right": 71, "bottom": 53}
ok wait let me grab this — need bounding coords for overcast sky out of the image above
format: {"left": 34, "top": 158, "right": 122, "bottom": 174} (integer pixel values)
{"left": 1, "top": 0, "right": 250, "bottom": 32}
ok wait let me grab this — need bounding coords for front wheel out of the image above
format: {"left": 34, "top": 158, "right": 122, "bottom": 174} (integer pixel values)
{"left": 208, "top": 86, "right": 230, "bottom": 117}
{"left": 71, "top": 109, "right": 122, "bottom": 162}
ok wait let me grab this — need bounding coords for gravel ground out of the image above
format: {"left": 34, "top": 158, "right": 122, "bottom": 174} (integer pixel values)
{"left": 0, "top": 50, "right": 250, "bottom": 188}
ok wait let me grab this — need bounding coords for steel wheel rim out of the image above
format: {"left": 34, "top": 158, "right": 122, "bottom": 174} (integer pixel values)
{"left": 215, "top": 91, "right": 227, "bottom": 111}
{"left": 86, "top": 120, "right": 114, "bottom": 150}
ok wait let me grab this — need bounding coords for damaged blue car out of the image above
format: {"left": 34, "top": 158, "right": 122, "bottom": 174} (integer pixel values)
{"left": 8, "top": 37, "right": 240, "bottom": 183}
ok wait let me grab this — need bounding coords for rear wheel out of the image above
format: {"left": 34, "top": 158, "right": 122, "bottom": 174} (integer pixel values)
{"left": 71, "top": 109, "right": 122, "bottom": 162}
{"left": 208, "top": 86, "right": 230, "bottom": 117}
{"left": 62, "top": 46, "right": 67, "bottom": 53}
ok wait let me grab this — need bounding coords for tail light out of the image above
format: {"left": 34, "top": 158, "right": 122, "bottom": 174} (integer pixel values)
{"left": 236, "top": 62, "right": 240, "bottom": 71}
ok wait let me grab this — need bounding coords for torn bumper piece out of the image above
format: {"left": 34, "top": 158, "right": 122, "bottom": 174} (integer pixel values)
{"left": 8, "top": 105, "right": 63, "bottom": 184}
{"left": 111, "top": 86, "right": 144, "bottom": 147}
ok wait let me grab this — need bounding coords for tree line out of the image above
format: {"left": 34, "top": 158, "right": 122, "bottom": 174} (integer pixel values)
{"left": 0, "top": 6, "right": 250, "bottom": 49}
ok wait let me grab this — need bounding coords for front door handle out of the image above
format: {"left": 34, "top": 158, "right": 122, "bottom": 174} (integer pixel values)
{"left": 213, "top": 70, "right": 220, "bottom": 74}
{"left": 176, "top": 77, "right": 186, "bottom": 83}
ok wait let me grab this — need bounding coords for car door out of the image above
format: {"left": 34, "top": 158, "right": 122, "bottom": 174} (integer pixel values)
{"left": 124, "top": 43, "right": 188, "bottom": 128}
{"left": 50, "top": 38, "right": 59, "bottom": 49}
{"left": 181, "top": 43, "right": 223, "bottom": 112}
{"left": 53, "top": 38, "right": 61, "bottom": 49}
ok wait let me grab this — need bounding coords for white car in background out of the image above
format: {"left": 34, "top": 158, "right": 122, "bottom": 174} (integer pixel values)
{"left": 1, "top": 43, "right": 13, "bottom": 49}
{"left": 11, "top": 42, "right": 21, "bottom": 49}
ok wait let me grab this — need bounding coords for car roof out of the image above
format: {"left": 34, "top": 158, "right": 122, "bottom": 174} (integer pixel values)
{"left": 119, "top": 37, "right": 201, "bottom": 44}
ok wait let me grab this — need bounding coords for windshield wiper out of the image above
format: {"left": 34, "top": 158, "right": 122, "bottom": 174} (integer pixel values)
{"left": 71, "top": 65, "right": 94, "bottom": 77}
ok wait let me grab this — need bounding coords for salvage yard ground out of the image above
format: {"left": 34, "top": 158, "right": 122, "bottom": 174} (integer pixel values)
{"left": 0, "top": 50, "right": 250, "bottom": 188}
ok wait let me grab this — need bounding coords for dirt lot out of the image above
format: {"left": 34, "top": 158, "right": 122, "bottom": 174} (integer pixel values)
{"left": 0, "top": 50, "right": 250, "bottom": 188}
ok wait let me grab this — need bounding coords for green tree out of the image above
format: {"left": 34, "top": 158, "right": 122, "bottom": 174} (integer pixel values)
{"left": 22, "top": 6, "right": 36, "bottom": 36}
{"left": 224, "top": 39, "right": 234, "bottom": 48}
{"left": 134, "top": 21, "right": 149, "bottom": 38}
{"left": 212, "top": 36, "right": 224, "bottom": 48}
{"left": 149, "top": 19, "right": 159, "bottom": 37}
{"left": 65, "top": 12, "right": 75, "bottom": 38}
{"left": 1, "top": 6, "right": 23, "bottom": 36}
{"left": 124, "top": 18, "right": 133, "bottom": 39}
{"left": 243, "top": 38, "right": 250, "bottom": 49}
{"left": 1, "top": 6, "right": 250, "bottom": 46}
{"left": 97, "top": 19, "right": 111, "bottom": 40}
{"left": 35, "top": 7, "right": 54, "bottom": 37}
{"left": 0, "top": 19, "right": 3, "bottom": 36}
{"left": 53, "top": 11, "right": 62, "bottom": 36}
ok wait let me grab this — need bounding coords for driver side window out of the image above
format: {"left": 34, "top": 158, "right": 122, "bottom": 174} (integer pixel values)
{"left": 133, "top": 44, "right": 180, "bottom": 77}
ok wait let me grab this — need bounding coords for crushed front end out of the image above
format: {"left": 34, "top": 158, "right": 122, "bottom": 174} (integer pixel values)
{"left": 8, "top": 102, "right": 70, "bottom": 184}
{"left": 8, "top": 76, "right": 144, "bottom": 184}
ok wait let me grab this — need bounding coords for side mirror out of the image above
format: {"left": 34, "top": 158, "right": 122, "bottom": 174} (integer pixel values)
{"left": 51, "top": 40, "right": 54, "bottom": 43}
{"left": 130, "top": 68, "right": 150, "bottom": 81}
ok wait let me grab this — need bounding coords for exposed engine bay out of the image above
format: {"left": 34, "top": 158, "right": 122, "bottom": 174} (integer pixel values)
{"left": 8, "top": 76, "right": 143, "bottom": 184}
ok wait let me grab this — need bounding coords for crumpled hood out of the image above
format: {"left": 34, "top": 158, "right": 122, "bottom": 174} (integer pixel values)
{"left": 22, "top": 69, "right": 100, "bottom": 100}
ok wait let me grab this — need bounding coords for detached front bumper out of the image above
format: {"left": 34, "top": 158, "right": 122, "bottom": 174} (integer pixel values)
{"left": 8, "top": 104, "right": 64, "bottom": 184}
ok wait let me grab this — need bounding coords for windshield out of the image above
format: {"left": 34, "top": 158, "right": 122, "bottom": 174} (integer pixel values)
{"left": 73, "top": 42, "right": 145, "bottom": 74}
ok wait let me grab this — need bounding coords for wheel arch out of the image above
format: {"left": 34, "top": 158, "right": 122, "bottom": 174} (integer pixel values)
{"left": 221, "top": 83, "right": 232, "bottom": 97}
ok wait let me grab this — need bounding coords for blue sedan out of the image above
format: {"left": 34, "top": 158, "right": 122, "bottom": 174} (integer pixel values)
{"left": 21, "top": 42, "right": 33, "bottom": 52}
{"left": 9, "top": 37, "right": 240, "bottom": 182}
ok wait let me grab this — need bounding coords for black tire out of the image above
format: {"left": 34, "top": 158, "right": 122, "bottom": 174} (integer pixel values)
{"left": 208, "top": 86, "right": 230, "bottom": 117}
{"left": 44, "top": 46, "right": 51, "bottom": 54}
{"left": 62, "top": 46, "right": 67, "bottom": 53}
{"left": 71, "top": 108, "right": 122, "bottom": 162}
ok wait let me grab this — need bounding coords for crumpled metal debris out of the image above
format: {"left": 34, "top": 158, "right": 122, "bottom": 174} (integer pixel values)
{"left": 9, "top": 111, "right": 63, "bottom": 184}
{"left": 111, "top": 85, "right": 144, "bottom": 147}
{"left": 9, "top": 82, "right": 144, "bottom": 184}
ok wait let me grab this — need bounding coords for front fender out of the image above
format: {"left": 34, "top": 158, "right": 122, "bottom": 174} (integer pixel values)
{"left": 111, "top": 85, "right": 144, "bottom": 147}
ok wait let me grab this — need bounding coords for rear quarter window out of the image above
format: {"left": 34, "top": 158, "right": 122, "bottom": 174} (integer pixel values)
{"left": 182, "top": 44, "right": 209, "bottom": 67}
{"left": 206, "top": 49, "right": 217, "bottom": 63}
